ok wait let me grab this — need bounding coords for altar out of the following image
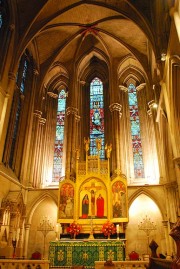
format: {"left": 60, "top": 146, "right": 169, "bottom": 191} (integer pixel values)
{"left": 49, "top": 240, "right": 125, "bottom": 268}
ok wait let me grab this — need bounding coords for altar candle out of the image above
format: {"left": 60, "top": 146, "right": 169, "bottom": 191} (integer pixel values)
{"left": 59, "top": 226, "right": 62, "bottom": 234}
{"left": 116, "top": 224, "right": 119, "bottom": 233}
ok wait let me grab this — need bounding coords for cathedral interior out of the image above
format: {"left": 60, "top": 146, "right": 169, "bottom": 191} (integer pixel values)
{"left": 0, "top": 0, "right": 180, "bottom": 262}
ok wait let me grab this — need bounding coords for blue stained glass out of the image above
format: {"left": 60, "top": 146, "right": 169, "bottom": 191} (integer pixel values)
{"left": 0, "top": 14, "right": 2, "bottom": 28}
{"left": 52, "top": 89, "right": 66, "bottom": 182}
{"left": 20, "top": 60, "right": 28, "bottom": 93}
{"left": 9, "top": 56, "right": 29, "bottom": 168}
{"left": 128, "top": 83, "right": 144, "bottom": 178}
{"left": 90, "top": 77, "right": 105, "bottom": 159}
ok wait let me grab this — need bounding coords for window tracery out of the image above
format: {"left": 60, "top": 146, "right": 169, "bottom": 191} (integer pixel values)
{"left": 52, "top": 89, "right": 67, "bottom": 182}
{"left": 90, "top": 77, "right": 105, "bottom": 159}
{"left": 128, "top": 83, "right": 144, "bottom": 178}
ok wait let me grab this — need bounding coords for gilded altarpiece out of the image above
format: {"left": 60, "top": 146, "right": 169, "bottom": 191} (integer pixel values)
{"left": 58, "top": 140, "right": 128, "bottom": 231}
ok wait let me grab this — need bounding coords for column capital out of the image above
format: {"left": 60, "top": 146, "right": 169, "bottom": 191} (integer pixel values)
{"left": 47, "top": 91, "right": 58, "bottom": 99}
{"left": 66, "top": 106, "right": 78, "bottom": 116}
{"left": 24, "top": 224, "right": 31, "bottom": 230}
{"left": 8, "top": 72, "right": 16, "bottom": 81}
{"left": 109, "top": 103, "right": 122, "bottom": 112}
{"left": 33, "top": 68, "right": 39, "bottom": 76}
{"left": 75, "top": 114, "right": 81, "bottom": 122}
{"left": 109, "top": 103, "right": 122, "bottom": 118}
{"left": 119, "top": 85, "right": 128, "bottom": 92}
{"left": 147, "top": 109, "right": 152, "bottom": 117}
{"left": 39, "top": 118, "right": 46, "bottom": 125}
{"left": 162, "top": 220, "right": 168, "bottom": 228}
{"left": 136, "top": 83, "right": 146, "bottom": 91}
{"left": 148, "top": 100, "right": 158, "bottom": 110}
{"left": 33, "top": 110, "right": 42, "bottom": 118}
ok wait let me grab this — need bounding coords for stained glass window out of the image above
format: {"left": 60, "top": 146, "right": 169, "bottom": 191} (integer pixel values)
{"left": 9, "top": 58, "right": 28, "bottom": 167}
{"left": 128, "top": 83, "right": 144, "bottom": 178}
{"left": 0, "top": 0, "right": 4, "bottom": 29}
{"left": 0, "top": 13, "right": 2, "bottom": 29}
{"left": 90, "top": 77, "right": 105, "bottom": 158}
{"left": 20, "top": 60, "right": 28, "bottom": 93}
{"left": 52, "top": 89, "right": 66, "bottom": 182}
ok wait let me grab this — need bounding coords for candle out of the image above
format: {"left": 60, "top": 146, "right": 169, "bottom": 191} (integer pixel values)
{"left": 59, "top": 226, "right": 62, "bottom": 234}
{"left": 116, "top": 224, "right": 119, "bottom": 233}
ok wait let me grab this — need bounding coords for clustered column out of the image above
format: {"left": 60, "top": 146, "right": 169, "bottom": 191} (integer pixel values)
{"left": 109, "top": 103, "right": 122, "bottom": 173}
{"left": 65, "top": 107, "right": 80, "bottom": 178}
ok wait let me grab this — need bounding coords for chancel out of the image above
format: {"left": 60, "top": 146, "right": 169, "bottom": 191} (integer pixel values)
{"left": 0, "top": 1, "right": 180, "bottom": 268}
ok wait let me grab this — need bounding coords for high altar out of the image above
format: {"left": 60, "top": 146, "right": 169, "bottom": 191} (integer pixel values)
{"left": 50, "top": 138, "right": 128, "bottom": 267}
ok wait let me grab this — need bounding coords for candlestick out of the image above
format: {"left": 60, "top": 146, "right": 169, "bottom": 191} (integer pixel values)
{"left": 138, "top": 215, "right": 156, "bottom": 254}
{"left": 116, "top": 224, "right": 120, "bottom": 240}
{"left": 37, "top": 216, "right": 54, "bottom": 258}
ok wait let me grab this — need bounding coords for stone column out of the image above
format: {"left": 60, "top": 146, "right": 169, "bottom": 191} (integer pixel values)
{"left": 65, "top": 107, "right": 79, "bottom": 178}
{"left": 109, "top": 103, "right": 122, "bottom": 173}
{"left": 42, "top": 91, "right": 58, "bottom": 186}
{"left": 16, "top": 217, "right": 25, "bottom": 258}
{"left": 162, "top": 220, "right": 172, "bottom": 259}
{"left": 20, "top": 68, "right": 39, "bottom": 184}
{"left": 0, "top": 72, "right": 16, "bottom": 162}
{"left": 23, "top": 224, "right": 31, "bottom": 258}
{"left": 28, "top": 110, "right": 44, "bottom": 187}
{"left": 147, "top": 100, "right": 161, "bottom": 182}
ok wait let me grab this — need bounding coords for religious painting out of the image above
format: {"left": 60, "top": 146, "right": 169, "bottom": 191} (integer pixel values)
{"left": 112, "top": 180, "right": 127, "bottom": 221}
{"left": 58, "top": 182, "right": 74, "bottom": 219}
{"left": 79, "top": 179, "right": 107, "bottom": 220}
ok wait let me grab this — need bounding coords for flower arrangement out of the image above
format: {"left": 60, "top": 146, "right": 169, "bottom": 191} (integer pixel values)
{"left": 67, "top": 221, "right": 81, "bottom": 237}
{"left": 102, "top": 220, "right": 116, "bottom": 237}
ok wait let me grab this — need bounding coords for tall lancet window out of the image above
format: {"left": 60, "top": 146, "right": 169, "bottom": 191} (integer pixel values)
{"left": 9, "top": 58, "right": 28, "bottom": 167}
{"left": 128, "top": 83, "right": 144, "bottom": 178}
{"left": 0, "top": 0, "right": 4, "bottom": 29}
{"left": 90, "top": 77, "right": 105, "bottom": 158}
{"left": 52, "top": 89, "right": 66, "bottom": 182}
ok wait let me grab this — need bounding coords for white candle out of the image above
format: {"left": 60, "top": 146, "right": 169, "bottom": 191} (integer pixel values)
{"left": 116, "top": 224, "right": 119, "bottom": 233}
{"left": 59, "top": 226, "right": 62, "bottom": 234}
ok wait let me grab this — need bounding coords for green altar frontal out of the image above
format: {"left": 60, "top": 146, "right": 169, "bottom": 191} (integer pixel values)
{"left": 49, "top": 240, "right": 125, "bottom": 268}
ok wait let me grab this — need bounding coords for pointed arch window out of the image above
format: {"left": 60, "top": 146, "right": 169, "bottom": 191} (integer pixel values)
{"left": 0, "top": 0, "right": 4, "bottom": 29}
{"left": 90, "top": 77, "right": 105, "bottom": 158}
{"left": 9, "top": 57, "right": 29, "bottom": 167}
{"left": 52, "top": 89, "right": 67, "bottom": 182}
{"left": 128, "top": 83, "right": 144, "bottom": 178}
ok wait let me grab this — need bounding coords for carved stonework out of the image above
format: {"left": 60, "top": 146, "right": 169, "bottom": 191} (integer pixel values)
{"left": 136, "top": 83, "right": 146, "bottom": 91}
{"left": 33, "top": 110, "right": 42, "bottom": 118}
{"left": 119, "top": 85, "right": 128, "bottom": 92}
{"left": 66, "top": 107, "right": 78, "bottom": 116}
{"left": 47, "top": 91, "right": 58, "bottom": 99}
{"left": 8, "top": 72, "right": 16, "bottom": 81}
{"left": 109, "top": 103, "right": 122, "bottom": 118}
{"left": 109, "top": 103, "right": 122, "bottom": 112}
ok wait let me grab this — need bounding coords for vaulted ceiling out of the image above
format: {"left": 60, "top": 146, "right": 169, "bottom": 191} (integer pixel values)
{"left": 11, "top": 0, "right": 173, "bottom": 90}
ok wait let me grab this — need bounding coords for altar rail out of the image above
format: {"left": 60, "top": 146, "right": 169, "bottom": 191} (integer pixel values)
{"left": 0, "top": 259, "right": 50, "bottom": 269}
{"left": 95, "top": 261, "right": 149, "bottom": 269}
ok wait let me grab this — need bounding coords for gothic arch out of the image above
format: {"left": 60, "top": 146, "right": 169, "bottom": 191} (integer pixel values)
{"left": 27, "top": 191, "right": 58, "bottom": 224}
{"left": 128, "top": 188, "right": 166, "bottom": 219}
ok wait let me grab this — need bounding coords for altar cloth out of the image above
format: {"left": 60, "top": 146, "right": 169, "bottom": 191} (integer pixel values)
{"left": 49, "top": 240, "right": 125, "bottom": 268}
